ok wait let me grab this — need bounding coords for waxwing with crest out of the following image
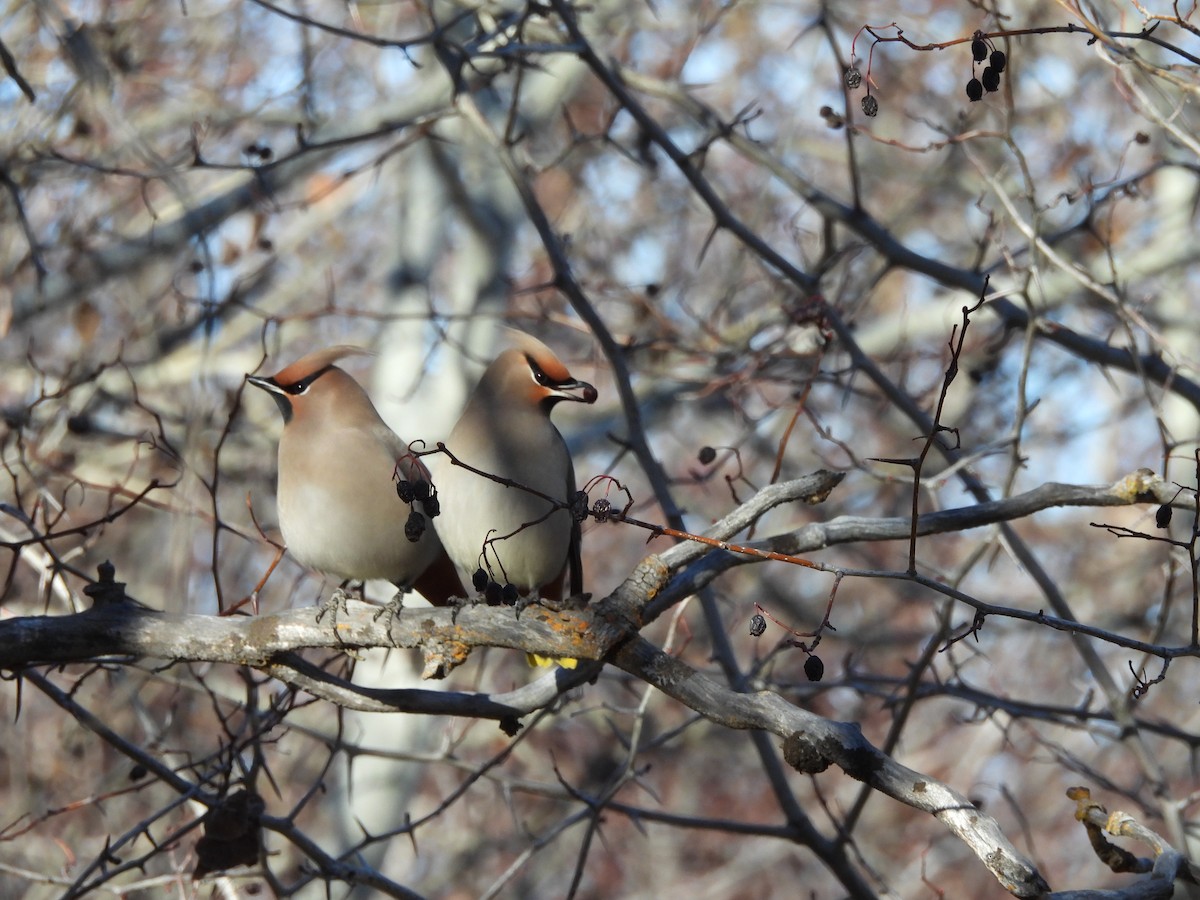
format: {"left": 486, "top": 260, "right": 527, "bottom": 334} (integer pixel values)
{"left": 247, "top": 346, "right": 463, "bottom": 607}
{"left": 430, "top": 332, "right": 597, "bottom": 666}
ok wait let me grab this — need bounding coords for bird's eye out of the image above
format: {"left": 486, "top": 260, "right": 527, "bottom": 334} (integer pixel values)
{"left": 283, "top": 365, "right": 332, "bottom": 395}
{"left": 527, "top": 356, "right": 553, "bottom": 387}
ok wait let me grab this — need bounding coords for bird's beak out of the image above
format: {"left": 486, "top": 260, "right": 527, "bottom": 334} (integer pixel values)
{"left": 557, "top": 378, "right": 598, "bottom": 405}
{"left": 246, "top": 374, "right": 292, "bottom": 421}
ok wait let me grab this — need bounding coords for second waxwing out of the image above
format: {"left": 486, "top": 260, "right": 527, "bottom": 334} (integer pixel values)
{"left": 248, "top": 346, "right": 464, "bottom": 609}
{"left": 430, "top": 333, "right": 597, "bottom": 666}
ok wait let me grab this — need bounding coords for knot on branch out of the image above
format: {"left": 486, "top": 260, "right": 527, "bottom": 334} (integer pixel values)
{"left": 82, "top": 560, "right": 129, "bottom": 607}
{"left": 782, "top": 731, "right": 831, "bottom": 775}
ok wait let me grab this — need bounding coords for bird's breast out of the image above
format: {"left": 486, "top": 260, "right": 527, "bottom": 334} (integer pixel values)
{"left": 432, "top": 439, "right": 572, "bottom": 593}
{"left": 276, "top": 434, "right": 440, "bottom": 583}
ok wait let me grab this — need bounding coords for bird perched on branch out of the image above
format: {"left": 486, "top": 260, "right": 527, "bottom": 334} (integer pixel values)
{"left": 431, "top": 332, "right": 597, "bottom": 667}
{"left": 247, "top": 346, "right": 463, "bottom": 611}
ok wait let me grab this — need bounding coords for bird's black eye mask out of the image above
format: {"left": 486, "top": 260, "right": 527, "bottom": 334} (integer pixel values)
{"left": 526, "top": 354, "right": 574, "bottom": 390}
{"left": 278, "top": 365, "right": 334, "bottom": 395}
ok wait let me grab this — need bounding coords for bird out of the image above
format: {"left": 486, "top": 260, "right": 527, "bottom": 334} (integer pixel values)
{"left": 247, "top": 345, "right": 464, "bottom": 614}
{"left": 431, "top": 332, "right": 597, "bottom": 667}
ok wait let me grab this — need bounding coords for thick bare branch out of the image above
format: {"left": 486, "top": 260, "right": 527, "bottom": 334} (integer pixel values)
{"left": 609, "top": 635, "right": 1050, "bottom": 897}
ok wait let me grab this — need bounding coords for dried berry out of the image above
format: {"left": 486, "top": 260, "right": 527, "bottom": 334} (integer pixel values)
{"left": 804, "top": 654, "right": 825, "bottom": 682}
{"left": 844, "top": 66, "right": 862, "bottom": 89}
{"left": 861, "top": 95, "right": 879, "bottom": 117}
{"left": 423, "top": 493, "right": 440, "bottom": 518}
{"left": 592, "top": 497, "right": 612, "bottom": 523}
{"left": 989, "top": 49, "right": 1007, "bottom": 73}
{"left": 981, "top": 67, "right": 1000, "bottom": 92}
{"left": 571, "top": 490, "right": 589, "bottom": 523}
{"left": 966, "top": 78, "right": 983, "bottom": 102}
{"left": 472, "top": 567, "right": 489, "bottom": 593}
{"left": 750, "top": 614, "right": 767, "bottom": 637}
{"left": 404, "top": 510, "right": 425, "bottom": 542}
{"left": 411, "top": 478, "right": 432, "bottom": 501}
{"left": 971, "top": 37, "right": 988, "bottom": 62}
{"left": 501, "top": 583, "right": 519, "bottom": 605}
{"left": 484, "top": 580, "right": 503, "bottom": 606}
{"left": 1156, "top": 504, "right": 1173, "bottom": 529}
{"left": 698, "top": 446, "right": 717, "bottom": 465}
{"left": 396, "top": 480, "right": 414, "bottom": 503}
{"left": 820, "top": 105, "right": 845, "bottom": 130}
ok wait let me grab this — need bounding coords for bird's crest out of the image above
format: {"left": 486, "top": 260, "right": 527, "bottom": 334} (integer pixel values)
{"left": 502, "top": 329, "right": 574, "bottom": 384}
{"left": 270, "top": 345, "right": 373, "bottom": 387}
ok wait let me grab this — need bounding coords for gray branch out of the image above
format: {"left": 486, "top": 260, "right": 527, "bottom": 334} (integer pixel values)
{"left": 609, "top": 635, "right": 1051, "bottom": 897}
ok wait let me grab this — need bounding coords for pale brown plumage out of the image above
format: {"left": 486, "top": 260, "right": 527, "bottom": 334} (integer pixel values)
{"left": 248, "top": 346, "right": 463, "bottom": 606}
{"left": 431, "top": 333, "right": 597, "bottom": 666}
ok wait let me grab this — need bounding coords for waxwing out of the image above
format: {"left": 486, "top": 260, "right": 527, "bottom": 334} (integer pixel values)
{"left": 430, "top": 333, "right": 597, "bottom": 666}
{"left": 248, "top": 346, "right": 463, "bottom": 607}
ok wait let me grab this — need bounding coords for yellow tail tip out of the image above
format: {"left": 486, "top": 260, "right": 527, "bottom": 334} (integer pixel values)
{"left": 526, "top": 653, "right": 578, "bottom": 669}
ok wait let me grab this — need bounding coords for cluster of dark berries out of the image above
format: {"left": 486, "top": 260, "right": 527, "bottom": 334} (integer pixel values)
{"left": 396, "top": 477, "right": 440, "bottom": 542}
{"left": 965, "top": 31, "right": 1007, "bottom": 102}
{"left": 843, "top": 65, "right": 879, "bottom": 118}
{"left": 472, "top": 567, "right": 520, "bottom": 606}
